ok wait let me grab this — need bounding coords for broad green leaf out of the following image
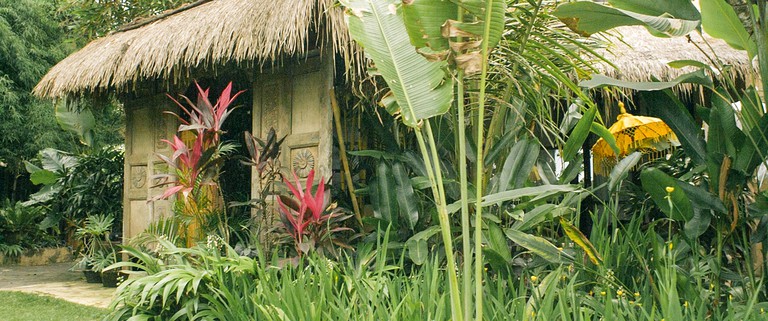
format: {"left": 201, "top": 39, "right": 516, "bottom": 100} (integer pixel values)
{"left": 343, "top": 0, "right": 454, "bottom": 127}
{"left": 737, "top": 87, "right": 764, "bottom": 133}
{"left": 559, "top": 217, "right": 602, "bottom": 265}
{"left": 484, "top": 129, "right": 517, "bottom": 167}
{"left": 410, "top": 176, "right": 432, "bottom": 190}
{"left": 700, "top": 0, "right": 757, "bottom": 58}
{"left": 445, "top": 185, "right": 579, "bottom": 214}
{"left": 667, "top": 59, "right": 710, "bottom": 69}
{"left": 482, "top": 185, "right": 581, "bottom": 208}
{"left": 639, "top": 90, "right": 707, "bottom": 165}
{"left": 392, "top": 162, "right": 419, "bottom": 230}
{"left": 23, "top": 161, "right": 42, "bottom": 175}
{"left": 553, "top": 2, "right": 699, "bottom": 37}
{"left": 707, "top": 88, "right": 741, "bottom": 157}
{"left": 557, "top": 156, "right": 583, "bottom": 185}
{"left": 504, "top": 228, "right": 572, "bottom": 264}
{"left": 677, "top": 184, "right": 720, "bottom": 237}
{"left": 371, "top": 162, "right": 398, "bottom": 224}
{"left": 580, "top": 69, "right": 713, "bottom": 90}
{"left": 407, "top": 237, "right": 429, "bottom": 265}
{"left": 454, "top": 0, "right": 506, "bottom": 49}
{"left": 683, "top": 209, "right": 712, "bottom": 239}
{"left": 347, "top": 150, "right": 404, "bottom": 160}
{"left": 401, "top": 0, "right": 455, "bottom": 51}
{"left": 29, "top": 169, "right": 58, "bottom": 186}
{"left": 608, "top": 151, "right": 642, "bottom": 192}
{"left": 55, "top": 102, "right": 96, "bottom": 146}
{"left": 38, "top": 148, "right": 78, "bottom": 173}
{"left": 497, "top": 138, "right": 540, "bottom": 191}
{"left": 609, "top": 0, "right": 701, "bottom": 21}
{"left": 590, "top": 122, "right": 619, "bottom": 157}
{"left": 733, "top": 112, "right": 768, "bottom": 174}
{"left": 562, "top": 105, "right": 596, "bottom": 162}
{"left": 486, "top": 221, "right": 511, "bottom": 263}
{"left": 405, "top": 225, "right": 441, "bottom": 264}
{"left": 512, "top": 205, "right": 570, "bottom": 232}
{"left": 640, "top": 168, "right": 693, "bottom": 221}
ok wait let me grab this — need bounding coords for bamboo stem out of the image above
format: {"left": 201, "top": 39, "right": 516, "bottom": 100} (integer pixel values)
{"left": 330, "top": 89, "right": 364, "bottom": 229}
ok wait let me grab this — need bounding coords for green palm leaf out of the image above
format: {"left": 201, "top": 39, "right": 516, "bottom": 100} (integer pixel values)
{"left": 343, "top": 0, "right": 454, "bottom": 127}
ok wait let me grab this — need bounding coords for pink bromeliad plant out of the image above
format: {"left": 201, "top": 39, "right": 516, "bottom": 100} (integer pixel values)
{"left": 276, "top": 169, "right": 353, "bottom": 258}
{"left": 153, "top": 81, "right": 244, "bottom": 244}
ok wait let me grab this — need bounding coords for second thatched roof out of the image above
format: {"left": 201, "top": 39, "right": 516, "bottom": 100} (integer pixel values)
{"left": 595, "top": 26, "right": 754, "bottom": 86}
{"left": 34, "top": 0, "right": 354, "bottom": 98}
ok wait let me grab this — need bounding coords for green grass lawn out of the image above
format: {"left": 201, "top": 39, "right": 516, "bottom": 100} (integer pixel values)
{"left": 0, "top": 291, "right": 107, "bottom": 321}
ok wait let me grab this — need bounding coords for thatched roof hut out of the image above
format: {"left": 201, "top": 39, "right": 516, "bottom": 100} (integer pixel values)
{"left": 33, "top": 0, "right": 355, "bottom": 240}
{"left": 33, "top": 0, "right": 355, "bottom": 98}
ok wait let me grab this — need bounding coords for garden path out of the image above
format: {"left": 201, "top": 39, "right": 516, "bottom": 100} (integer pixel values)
{"left": 0, "top": 262, "right": 114, "bottom": 308}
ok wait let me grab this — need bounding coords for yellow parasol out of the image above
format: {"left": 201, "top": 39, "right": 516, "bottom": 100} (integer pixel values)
{"left": 593, "top": 102, "right": 680, "bottom": 176}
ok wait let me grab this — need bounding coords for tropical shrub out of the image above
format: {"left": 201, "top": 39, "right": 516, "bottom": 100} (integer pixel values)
{"left": 0, "top": 200, "right": 56, "bottom": 256}
{"left": 23, "top": 146, "right": 124, "bottom": 242}
{"left": 73, "top": 214, "right": 117, "bottom": 272}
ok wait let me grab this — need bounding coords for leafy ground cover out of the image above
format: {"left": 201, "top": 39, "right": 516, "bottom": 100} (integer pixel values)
{"left": 0, "top": 291, "right": 107, "bottom": 321}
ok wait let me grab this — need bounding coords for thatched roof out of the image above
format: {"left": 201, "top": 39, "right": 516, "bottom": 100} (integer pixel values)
{"left": 595, "top": 26, "right": 754, "bottom": 85}
{"left": 34, "top": 0, "right": 354, "bottom": 98}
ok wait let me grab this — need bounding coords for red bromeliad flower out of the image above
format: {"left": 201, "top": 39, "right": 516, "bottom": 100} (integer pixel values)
{"left": 154, "top": 81, "right": 243, "bottom": 201}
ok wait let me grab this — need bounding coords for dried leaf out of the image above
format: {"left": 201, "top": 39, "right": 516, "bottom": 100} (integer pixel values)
{"left": 450, "top": 40, "right": 482, "bottom": 53}
{"left": 455, "top": 52, "right": 482, "bottom": 75}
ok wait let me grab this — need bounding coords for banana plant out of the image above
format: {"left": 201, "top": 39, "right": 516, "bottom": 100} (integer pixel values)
{"left": 342, "top": 0, "right": 615, "bottom": 318}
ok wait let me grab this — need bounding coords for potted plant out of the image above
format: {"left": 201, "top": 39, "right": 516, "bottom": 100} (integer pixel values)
{"left": 73, "top": 214, "right": 117, "bottom": 285}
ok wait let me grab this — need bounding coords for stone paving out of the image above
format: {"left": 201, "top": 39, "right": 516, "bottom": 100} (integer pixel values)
{"left": 0, "top": 262, "right": 115, "bottom": 308}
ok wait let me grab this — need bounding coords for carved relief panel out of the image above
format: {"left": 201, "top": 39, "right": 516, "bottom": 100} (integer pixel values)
{"left": 124, "top": 95, "right": 177, "bottom": 239}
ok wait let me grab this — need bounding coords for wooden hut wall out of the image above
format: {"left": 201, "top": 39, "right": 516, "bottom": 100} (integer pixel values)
{"left": 123, "top": 94, "right": 178, "bottom": 239}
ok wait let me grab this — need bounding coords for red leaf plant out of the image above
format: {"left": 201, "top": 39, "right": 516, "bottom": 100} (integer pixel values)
{"left": 151, "top": 81, "right": 244, "bottom": 245}
{"left": 276, "top": 169, "right": 353, "bottom": 257}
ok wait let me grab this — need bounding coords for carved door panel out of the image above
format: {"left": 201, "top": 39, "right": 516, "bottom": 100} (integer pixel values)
{"left": 252, "top": 59, "right": 332, "bottom": 191}
{"left": 251, "top": 58, "right": 333, "bottom": 216}
{"left": 123, "top": 95, "right": 177, "bottom": 239}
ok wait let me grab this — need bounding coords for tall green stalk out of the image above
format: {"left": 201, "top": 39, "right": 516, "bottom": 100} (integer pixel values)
{"left": 473, "top": 0, "right": 499, "bottom": 319}
{"left": 413, "top": 127, "right": 463, "bottom": 321}
{"left": 454, "top": 6, "right": 473, "bottom": 320}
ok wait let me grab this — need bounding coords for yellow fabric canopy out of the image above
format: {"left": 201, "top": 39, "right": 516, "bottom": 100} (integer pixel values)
{"left": 592, "top": 102, "right": 679, "bottom": 176}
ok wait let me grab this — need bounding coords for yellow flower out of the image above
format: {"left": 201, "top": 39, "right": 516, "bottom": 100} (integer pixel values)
{"left": 531, "top": 311, "right": 536, "bottom": 317}
{"left": 668, "top": 242, "right": 674, "bottom": 251}
{"left": 684, "top": 301, "right": 689, "bottom": 308}
{"left": 665, "top": 186, "right": 675, "bottom": 193}
{"left": 600, "top": 291, "right": 606, "bottom": 296}
{"left": 761, "top": 308, "right": 765, "bottom": 314}
{"left": 530, "top": 275, "right": 538, "bottom": 283}
{"left": 629, "top": 300, "right": 635, "bottom": 305}
{"left": 616, "top": 290, "right": 624, "bottom": 296}
{"left": 634, "top": 292, "right": 640, "bottom": 298}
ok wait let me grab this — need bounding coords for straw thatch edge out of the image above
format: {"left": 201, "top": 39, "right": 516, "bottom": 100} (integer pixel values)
{"left": 33, "top": 0, "right": 362, "bottom": 99}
